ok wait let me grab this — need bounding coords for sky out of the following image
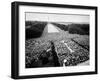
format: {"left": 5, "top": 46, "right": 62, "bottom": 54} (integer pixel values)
{"left": 25, "top": 12, "right": 89, "bottom": 24}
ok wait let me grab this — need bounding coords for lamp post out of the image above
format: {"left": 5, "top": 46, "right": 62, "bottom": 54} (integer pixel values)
{"left": 63, "top": 59, "right": 67, "bottom": 67}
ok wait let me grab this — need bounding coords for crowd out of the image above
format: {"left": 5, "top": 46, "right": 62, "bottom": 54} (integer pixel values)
{"left": 65, "top": 40, "right": 83, "bottom": 51}
{"left": 73, "top": 37, "right": 89, "bottom": 50}
{"left": 54, "top": 40, "right": 89, "bottom": 66}
{"left": 25, "top": 39, "right": 55, "bottom": 68}
{"left": 64, "top": 49, "right": 89, "bottom": 66}
{"left": 25, "top": 39, "right": 89, "bottom": 68}
{"left": 54, "top": 41, "right": 70, "bottom": 54}
{"left": 54, "top": 41, "right": 71, "bottom": 66}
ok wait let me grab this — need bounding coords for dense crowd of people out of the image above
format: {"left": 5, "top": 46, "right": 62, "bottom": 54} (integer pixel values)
{"left": 54, "top": 40, "right": 89, "bottom": 66}
{"left": 65, "top": 40, "right": 83, "bottom": 51}
{"left": 25, "top": 39, "right": 89, "bottom": 68}
{"left": 73, "top": 37, "right": 89, "bottom": 50}
{"left": 64, "top": 48, "right": 89, "bottom": 66}
{"left": 25, "top": 39, "right": 56, "bottom": 68}
{"left": 54, "top": 41, "right": 70, "bottom": 54}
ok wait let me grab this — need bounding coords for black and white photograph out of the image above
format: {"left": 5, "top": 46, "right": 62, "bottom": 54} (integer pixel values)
{"left": 11, "top": 2, "right": 97, "bottom": 79}
{"left": 25, "top": 12, "right": 90, "bottom": 68}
